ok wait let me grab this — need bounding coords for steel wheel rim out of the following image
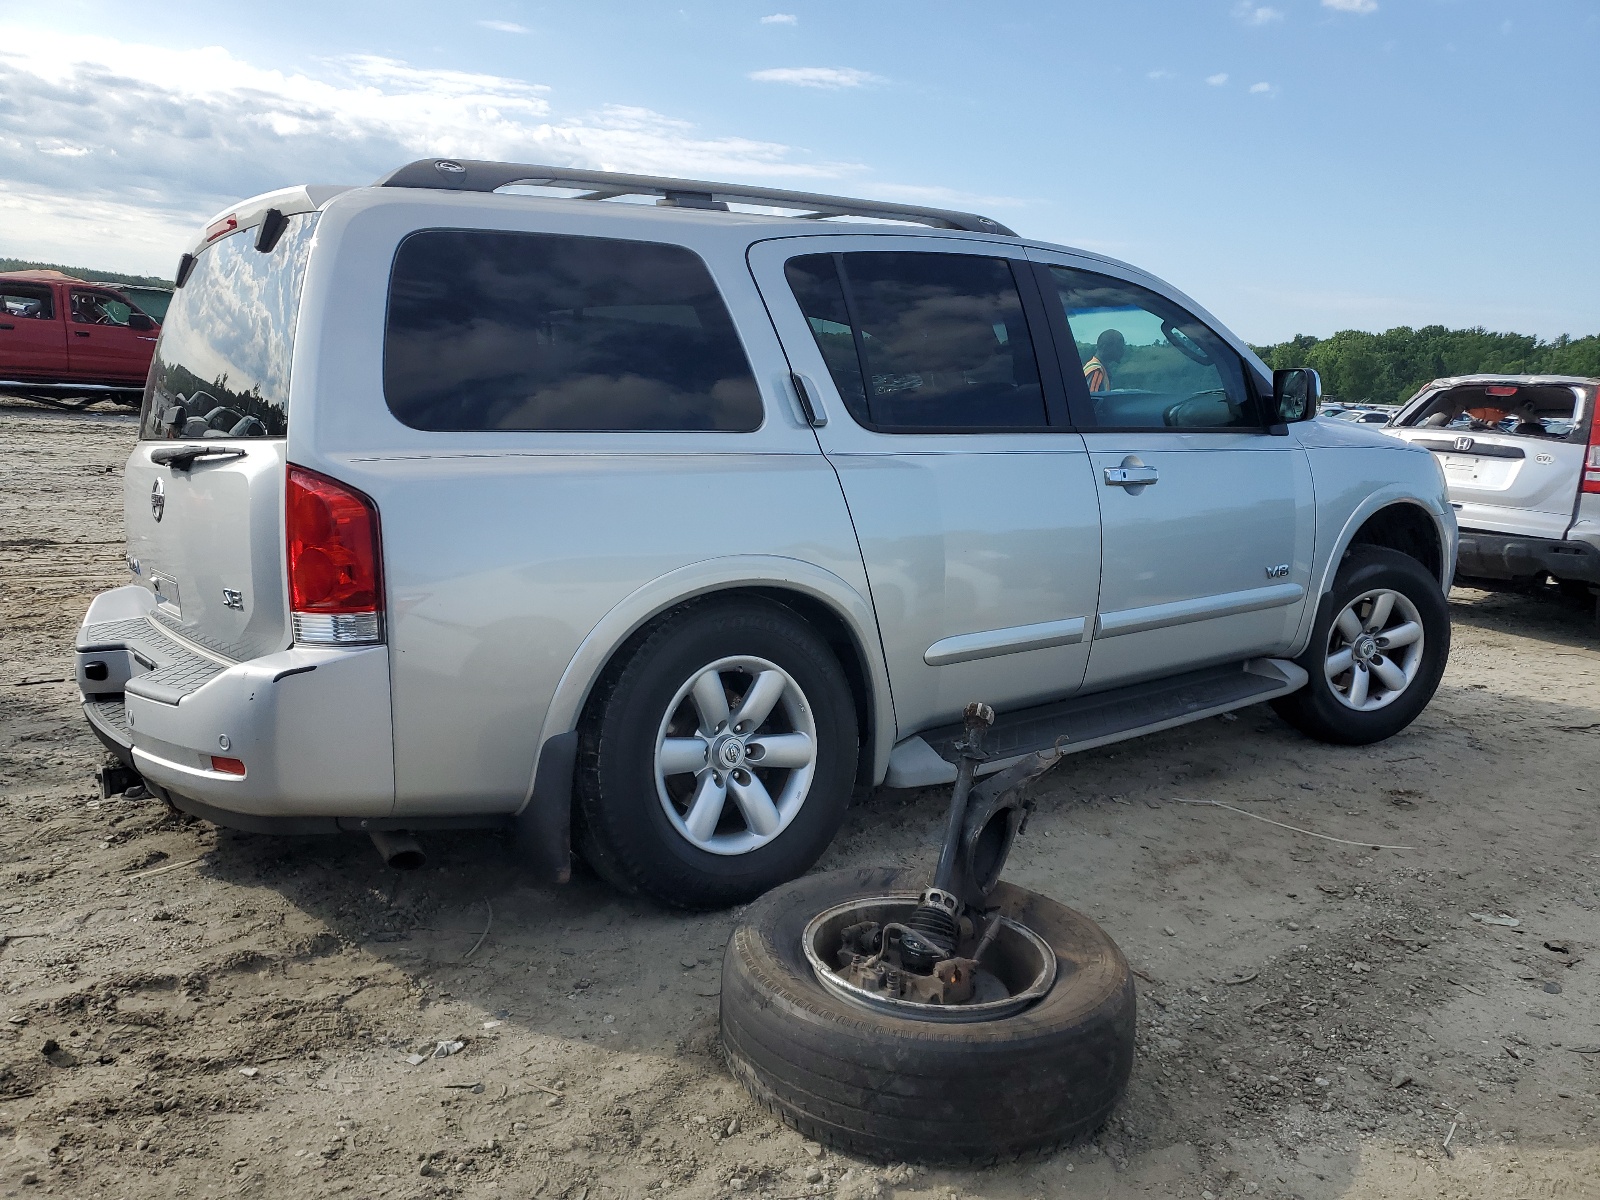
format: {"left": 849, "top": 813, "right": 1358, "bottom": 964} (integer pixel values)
{"left": 1324, "top": 587, "right": 1425, "bottom": 712}
{"left": 803, "top": 894, "right": 1057, "bottom": 1023}
{"left": 653, "top": 655, "right": 818, "bottom": 856}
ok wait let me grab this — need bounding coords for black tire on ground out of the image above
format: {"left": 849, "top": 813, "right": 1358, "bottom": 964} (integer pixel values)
{"left": 720, "top": 867, "right": 1136, "bottom": 1163}
{"left": 574, "top": 598, "right": 858, "bottom": 910}
{"left": 1272, "top": 545, "right": 1450, "bottom": 746}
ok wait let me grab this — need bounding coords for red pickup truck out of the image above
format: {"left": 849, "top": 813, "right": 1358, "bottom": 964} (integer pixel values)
{"left": 0, "top": 271, "right": 160, "bottom": 408}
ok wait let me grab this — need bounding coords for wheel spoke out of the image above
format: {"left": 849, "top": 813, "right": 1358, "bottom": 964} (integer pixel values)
{"left": 1347, "top": 664, "right": 1370, "bottom": 708}
{"left": 1370, "top": 656, "right": 1407, "bottom": 692}
{"left": 1378, "top": 621, "right": 1422, "bottom": 650}
{"left": 1335, "top": 607, "right": 1363, "bottom": 642}
{"left": 659, "top": 737, "right": 709, "bottom": 776}
{"left": 1364, "top": 591, "right": 1395, "bottom": 633}
{"left": 683, "top": 773, "right": 728, "bottom": 842}
{"left": 728, "top": 772, "right": 782, "bottom": 836}
{"left": 747, "top": 732, "right": 814, "bottom": 770}
{"left": 690, "top": 670, "right": 731, "bottom": 734}
{"left": 1325, "top": 647, "right": 1355, "bottom": 680}
{"left": 732, "top": 669, "right": 787, "bottom": 731}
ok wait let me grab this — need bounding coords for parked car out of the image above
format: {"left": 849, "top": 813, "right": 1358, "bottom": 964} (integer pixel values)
{"left": 1334, "top": 407, "right": 1394, "bottom": 425}
{"left": 0, "top": 270, "right": 160, "bottom": 407}
{"left": 1387, "top": 374, "right": 1600, "bottom": 590}
{"left": 75, "top": 160, "right": 1457, "bottom": 909}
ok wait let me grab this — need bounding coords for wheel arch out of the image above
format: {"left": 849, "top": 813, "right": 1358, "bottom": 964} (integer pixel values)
{"left": 1291, "top": 491, "right": 1456, "bottom": 657}
{"left": 525, "top": 556, "right": 896, "bottom": 810}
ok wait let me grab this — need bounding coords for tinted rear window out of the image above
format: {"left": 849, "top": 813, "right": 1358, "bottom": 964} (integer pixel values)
{"left": 140, "top": 213, "right": 317, "bottom": 440}
{"left": 383, "top": 230, "right": 762, "bottom": 432}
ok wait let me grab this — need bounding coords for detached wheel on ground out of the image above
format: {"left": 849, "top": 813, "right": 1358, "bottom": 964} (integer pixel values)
{"left": 1273, "top": 545, "right": 1450, "bottom": 745}
{"left": 721, "top": 868, "right": 1136, "bottom": 1163}
{"left": 575, "top": 597, "right": 858, "bottom": 910}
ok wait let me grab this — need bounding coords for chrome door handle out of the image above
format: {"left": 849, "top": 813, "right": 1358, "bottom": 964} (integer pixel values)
{"left": 1104, "top": 465, "right": 1159, "bottom": 487}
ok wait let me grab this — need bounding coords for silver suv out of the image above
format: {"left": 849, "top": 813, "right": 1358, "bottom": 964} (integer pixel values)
{"left": 76, "top": 159, "right": 1458, "bottom": 908}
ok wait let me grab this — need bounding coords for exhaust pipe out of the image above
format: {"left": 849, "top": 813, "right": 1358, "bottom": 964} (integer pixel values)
{"left": 369, "top": 829, "right": 425, "bottom": 871}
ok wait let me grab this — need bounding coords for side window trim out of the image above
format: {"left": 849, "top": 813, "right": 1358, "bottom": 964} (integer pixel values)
{"left": 1033, "top": 261, "right": 1266, "bottom": 434}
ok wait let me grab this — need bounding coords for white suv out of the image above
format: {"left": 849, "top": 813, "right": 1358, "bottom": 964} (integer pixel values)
{"left": 76, "top": 159, "right": 1457, "bottom": 908}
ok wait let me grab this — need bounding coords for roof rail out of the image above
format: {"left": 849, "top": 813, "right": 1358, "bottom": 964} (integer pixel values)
{"left": 373, "top": 158, "right": 1018, "bottom": 237}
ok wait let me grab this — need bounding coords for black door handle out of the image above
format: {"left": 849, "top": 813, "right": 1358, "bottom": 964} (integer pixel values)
{"left": 0, "top": 322, "right": 14, "bottom": 330}
{"left": 74, "top": 331, "right": 91, "bottom": 338}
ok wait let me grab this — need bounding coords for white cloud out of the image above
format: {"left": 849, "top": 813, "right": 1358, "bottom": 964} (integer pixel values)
{"left": 1147, "top": 69, "right": 1174, "bottom": 80}
{"left": 1234, "top": 4, "right": 1284, "bottom": 25}
{"left": 476, "top": 19, "right": 530, "bottom": 34}
{"left": 0, "top": 27, "right": 863, "bottom": 273}
{"left": 1322, "top": 0, "right": 1378, "bottom": 12}
{"left": 760, "top": 13, "right": 798, "bottom": 24}
{"left": 1249, "top": 81, "right": 1276, "bottom": 95}
{"left": 1207, "top": 72, "right": 1230, "bottom": 86}
{"left": 748, "top": 66, "right": 883, "bottom": 89}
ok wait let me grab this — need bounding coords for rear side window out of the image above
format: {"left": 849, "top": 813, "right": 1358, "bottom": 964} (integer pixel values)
{"left": 1, "top": 284, "right": 54, "bottom": 320}
{"left": 383, "top": 231, "right": 762, "bottom": 432}
{"left": 140, "top": 212, "right": 318, "bottom": 439}
{"left": 785, "top": 252, "right": 1047, "bottom": 431}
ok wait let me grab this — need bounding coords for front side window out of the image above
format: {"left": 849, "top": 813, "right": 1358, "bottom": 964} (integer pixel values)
{"left": 786, "top": 251, "right": 1048, "bottom": 431}
{"left": 383, "top": 230, "right": 762, "bottom": 432}
{"left": 140, "top": 212, "right": 318, "bottom": 439}
{"left": 1050, "top": 268, "right": 1256, "bottom": 430}
{"left": 1, "top": 284, "right": 54, "bottom": 320}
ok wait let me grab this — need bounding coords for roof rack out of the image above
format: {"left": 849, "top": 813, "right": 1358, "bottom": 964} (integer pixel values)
{"left": 374, "top": 159, "right": 1017, "bottom": 237}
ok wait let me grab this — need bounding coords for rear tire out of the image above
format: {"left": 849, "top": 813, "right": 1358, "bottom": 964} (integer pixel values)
{"left": 1273, "top": 546, "right": 1450, "bottom": 745}
{"left": 575, "top": 598, "right": 857, "bottom": 909}
{"left": 720, "top": 868, "right": 1136, "bottom": 1163}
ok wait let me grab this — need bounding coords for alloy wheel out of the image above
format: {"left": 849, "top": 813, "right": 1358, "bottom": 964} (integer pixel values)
{"left": 1324, "top": 587, "right": 1425, "bottom": 712}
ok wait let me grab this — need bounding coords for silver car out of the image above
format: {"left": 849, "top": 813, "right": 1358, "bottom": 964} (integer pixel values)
{"left": 76, "top": 159, "right": 1458, "bottom": 908}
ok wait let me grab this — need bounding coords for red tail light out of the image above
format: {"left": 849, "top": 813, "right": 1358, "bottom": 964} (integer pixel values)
{"left": 1585, "top": 391, "right": 1600, "bottom": 495}
{"left": 286, "top": 465, "right": 384, "bottom": 644}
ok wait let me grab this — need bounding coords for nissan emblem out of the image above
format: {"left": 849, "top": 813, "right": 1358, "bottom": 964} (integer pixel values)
{"left": 150, "top": 477, "right": 165, "bottom": 521}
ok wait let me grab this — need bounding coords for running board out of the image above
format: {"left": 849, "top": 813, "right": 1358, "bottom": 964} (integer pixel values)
{"left": 883, "top": 658, "right": 1307, "bottom": 788}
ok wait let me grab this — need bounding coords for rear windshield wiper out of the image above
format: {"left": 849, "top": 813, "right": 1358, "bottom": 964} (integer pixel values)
{"left": 150, "top": 445, "right": 248, "bottom": 471}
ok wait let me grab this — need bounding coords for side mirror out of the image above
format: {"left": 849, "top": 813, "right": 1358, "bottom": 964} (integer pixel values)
{"left": 1270, "top": 368, "right": 1321, "bottom": 431}
{"left": 128, "top": 312, "right": 156, "bottom": 332}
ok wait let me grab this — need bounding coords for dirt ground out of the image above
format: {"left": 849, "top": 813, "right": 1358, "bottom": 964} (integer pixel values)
{"left": 3, "top": 400, "right": 1600, "bottom": 1200}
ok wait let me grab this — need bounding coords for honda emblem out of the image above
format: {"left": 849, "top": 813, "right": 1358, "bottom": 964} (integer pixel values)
{"left": 1453, "top": 436, "right": 1473, "bottom": 452}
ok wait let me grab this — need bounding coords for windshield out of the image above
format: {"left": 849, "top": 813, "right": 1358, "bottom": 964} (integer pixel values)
{"left": 139, "top": 213, "right": 318, "bottom": 440}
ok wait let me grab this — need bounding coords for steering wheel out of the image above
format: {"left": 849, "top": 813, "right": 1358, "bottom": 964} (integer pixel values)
{"left": 1161, "top": 319, "right": 1213, "bottom": 366}
{"left": 1163, "top": 389, "right": 1239, "bottom": 428}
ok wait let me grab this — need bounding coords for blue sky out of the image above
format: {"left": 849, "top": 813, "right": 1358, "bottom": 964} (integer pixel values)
{"left": 1, "top": 0, "right": 1596, "bottom": 343}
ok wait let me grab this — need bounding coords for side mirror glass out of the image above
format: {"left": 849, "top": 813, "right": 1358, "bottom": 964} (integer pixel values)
{"left": 1272, "top": 367, "right": 1320, "bottom": 425}
{"left": 128, "top": 312, "right": 156, "bottom": 332}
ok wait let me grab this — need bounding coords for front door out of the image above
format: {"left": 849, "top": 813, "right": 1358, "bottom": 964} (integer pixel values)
{"left": 750, "top": 236, "right": 1103, "bottom": 736}
{"left": 1032, "top": 255, "right": 1314, "bottom": 690}
{"left": 0, "top": 282, "right": 67, "bottom": 378}
{"left": 67, "top": 288, "right": 157, "bottom": 382}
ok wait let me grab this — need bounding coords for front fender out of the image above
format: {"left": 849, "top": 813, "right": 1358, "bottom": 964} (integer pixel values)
{"left": 520, "top": 554, "right": 896, "bottom": 811}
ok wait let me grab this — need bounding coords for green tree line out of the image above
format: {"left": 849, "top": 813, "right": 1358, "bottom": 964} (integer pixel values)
{"left": 1250, "top": 327, "right": 1600, "bottom": 406}
{"left": 0, "top": 257, "right": 174, "bottom": 289}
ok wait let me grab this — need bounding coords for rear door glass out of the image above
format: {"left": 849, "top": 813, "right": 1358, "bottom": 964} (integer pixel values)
{"left": 383, "top": 230, "right": 762, "bottom": 432}
{"left": 784, "top": 251, "right": 1048, "bottom": 431}
{"left": 140, "top": 212, "right": 318, "bottom": 439}
{"left": 2, "top": 284, "right": 54, "bottom": 320}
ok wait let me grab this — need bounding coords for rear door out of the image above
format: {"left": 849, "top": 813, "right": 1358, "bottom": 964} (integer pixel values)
{"left": 67, "top": 288, "right": 158, "bottom": 382}
{"left": 0, "top": 282, "right": 68, "bottom": 378}
{"left": 124, "top": 213, "right": 319, "bottom": 662}
{"left": 1390, "top": 382, "right": 1590, "bottom": 538}
{"left": 1030, "top": 255, "right": 1314, "bottom": 689}
{"left": 750, "top": 235, "right": 1103, "bottom": 735}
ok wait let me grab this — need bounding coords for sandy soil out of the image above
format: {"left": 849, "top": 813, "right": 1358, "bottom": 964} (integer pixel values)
{"left": 3, "top": 400, "right": 1599, "bottom": 1200}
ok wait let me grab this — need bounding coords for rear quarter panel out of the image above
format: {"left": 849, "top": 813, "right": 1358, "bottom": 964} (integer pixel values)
{"left": 286, "top": 191, "right": 884, "bottom": 816}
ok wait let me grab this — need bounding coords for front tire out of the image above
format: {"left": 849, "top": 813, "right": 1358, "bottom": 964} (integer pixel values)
{"left": 575, "top": 598, "right": 858, "bottom": 909}
{"left": 1273, "top": 545, "right": 1450, "bottom": 745}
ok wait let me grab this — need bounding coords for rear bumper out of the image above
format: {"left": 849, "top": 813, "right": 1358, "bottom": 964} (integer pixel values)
{"left": 1455, "top": 529, "right": 1600, "bottom": 585}
{"left": 76, "top": 585, "right": 396, "bottom": 822}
